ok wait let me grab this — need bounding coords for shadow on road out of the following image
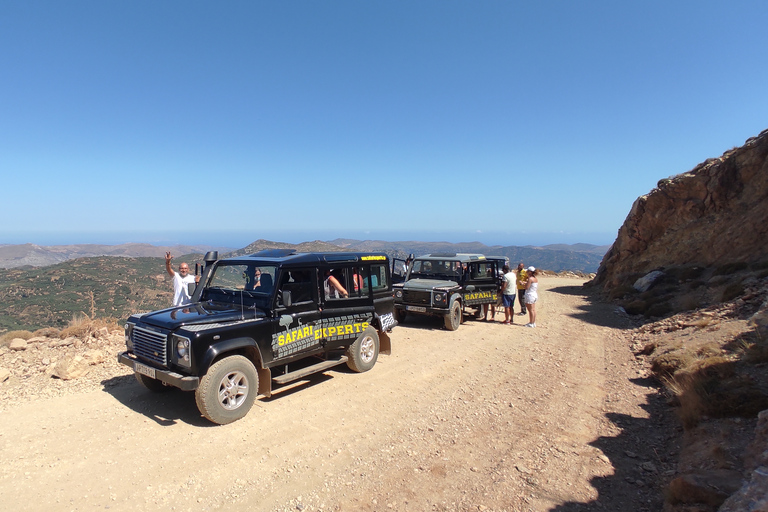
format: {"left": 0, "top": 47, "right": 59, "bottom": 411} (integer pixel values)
{"left": 101, "top": 370, "right": 342, "bottom": 426}
{"left": 101, "top": 375, "right": 211, "bottom": 426}
{"left": 548, "top": 379, "right": 677, "bottom": 511}
{"left": 547, "top": 284, "right": 634, "bottom": 330}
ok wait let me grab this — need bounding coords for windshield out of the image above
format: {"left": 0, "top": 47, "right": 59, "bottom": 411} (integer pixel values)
{"left": 205, "top": 263, "right": 277, "bottom": 296}
{"left": 410, "top": 259, "right": 462, "bottom": 280}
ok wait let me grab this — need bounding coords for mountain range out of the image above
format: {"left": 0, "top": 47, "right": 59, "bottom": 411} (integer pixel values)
{"left": 0, "top": 239, "right": 607, "bottom": 332}
{"left": 0, "top": 239, "right": 608, "bottom": 272}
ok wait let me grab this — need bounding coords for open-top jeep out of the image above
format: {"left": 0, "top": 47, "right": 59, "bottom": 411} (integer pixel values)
{"left": 391, "top": 253, "right": 500, "bottom": 330}
{"left": 119, "top": 249, "right": 396, "bottom": 424}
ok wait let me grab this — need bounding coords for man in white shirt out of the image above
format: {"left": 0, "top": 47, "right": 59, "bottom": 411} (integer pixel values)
{"left": 501, "top": 264, "right": 517, "bottom": 325}
{"left": 165, "top": 252, "right": 199, "bottom": 306}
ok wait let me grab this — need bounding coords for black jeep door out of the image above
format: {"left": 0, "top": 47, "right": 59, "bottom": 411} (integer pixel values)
{"left": 319, "top": 265, "right": 376, "bottom": 351}
{"left": 270, "top": 267, "right": 323, "bottom": 363}
{"left": 463, "top": 261, "right": 500, "bottom": 308}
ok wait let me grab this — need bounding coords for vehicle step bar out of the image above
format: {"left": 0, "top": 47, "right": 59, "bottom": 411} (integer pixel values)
{"left": 271, "top": 356, "right": 348, "bottom": 385}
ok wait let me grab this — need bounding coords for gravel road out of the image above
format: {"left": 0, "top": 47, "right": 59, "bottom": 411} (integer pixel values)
{"left": 0, "top": 277, "right": 677, "bottom": 511}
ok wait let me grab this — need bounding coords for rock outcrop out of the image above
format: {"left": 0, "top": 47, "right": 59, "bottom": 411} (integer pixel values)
{"left": 592, "top": 128, "right": 768, "bottom": 293}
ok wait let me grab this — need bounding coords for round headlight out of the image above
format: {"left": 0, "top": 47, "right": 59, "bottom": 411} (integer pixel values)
{"left": 395, "top": 290, "right": 403, "bottom": 298}
{"left": 176, "top": 338, "right": 189, "bottom": 360}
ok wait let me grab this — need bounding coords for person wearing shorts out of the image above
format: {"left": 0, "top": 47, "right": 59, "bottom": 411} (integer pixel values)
{"left": 524, "top": 266, "right": 539, "bottom": 328}
{"left": 501, "top": 264, "right": 516, "bottom": 324}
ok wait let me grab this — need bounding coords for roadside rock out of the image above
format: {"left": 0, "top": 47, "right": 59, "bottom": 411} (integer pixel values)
{"left": 9, "top": 338, "right": 28, "bottom": 351}
{"left": 52, "top": 355, "right": 91, "bottom": 380}
{"left": 668, "top": 470, "right": 744, "bottom": 507}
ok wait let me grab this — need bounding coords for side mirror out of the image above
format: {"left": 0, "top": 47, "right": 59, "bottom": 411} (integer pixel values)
{"left": 282, "top": 290, "right": 292, "bottom": 307}
{"left": 188, "top": 282, "right": 197, "bottom": 297}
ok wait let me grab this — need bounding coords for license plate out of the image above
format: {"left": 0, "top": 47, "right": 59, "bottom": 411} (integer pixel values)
{"left": 135, "top": 362, "right": 156, "bottom": 379}
{"left": 406, "top": 305, "right": 426, "bottom": 313}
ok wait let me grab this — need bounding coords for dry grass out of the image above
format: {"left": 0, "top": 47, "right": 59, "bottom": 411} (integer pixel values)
{"left": 661, "top": 356, "right": 733, "bottom": 430}
{"left": 58, "top": 314, "right": 121, "bottom": 339}
{"left": 0, "top": 330, "right": 35, "bottom": 346}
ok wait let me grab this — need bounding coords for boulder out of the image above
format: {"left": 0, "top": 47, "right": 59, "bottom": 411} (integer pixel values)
{"left": 52, "top": 355, "right": 90, "bottom": 380}
{"left": 668, "top": 469, "right": 744, "bottom": 507}
{"left": 9, "top": 338, "right": 28, "bottom": 351}
{"left": 749, "top": 301, "right": 768, "bottom": 340}
{"left": 633, "top": 270, "right": 665, "bottom": 292}
{"left": 82, "top": 350, "right": 105, "bottom": 365}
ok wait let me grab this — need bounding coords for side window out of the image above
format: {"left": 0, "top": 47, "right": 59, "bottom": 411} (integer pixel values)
{"left": 278, "top": 268, "right": 315, "bottom": 306}
{"left": 470, "top": 262, "right": 494, "bottom": 280}
{"left": 370, "top": 264, "right": 388, "bottom": 291}
{"left": 347, "top": 266, "right": 370, "bottom": 298}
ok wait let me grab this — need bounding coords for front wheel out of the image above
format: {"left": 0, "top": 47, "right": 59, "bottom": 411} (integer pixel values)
{"left": 444, "top": 301, "right": 461, "bottom": 331}
{"left": 346, "top": 327, "right": 379, "bottom": 373}
{"left": 394, "top": 307, "right": 407, "bottom": 324}
{"left": 195, "top": 355, "right": 258, "bottom": 425}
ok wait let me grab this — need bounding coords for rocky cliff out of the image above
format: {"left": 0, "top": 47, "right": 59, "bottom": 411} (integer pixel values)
{"left": 593, "top": 128, "right": 768, "bottom": 295}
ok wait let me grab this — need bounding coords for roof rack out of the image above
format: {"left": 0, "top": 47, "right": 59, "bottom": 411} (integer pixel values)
{"left": 250, "top": 249, "right": 297, "bottom": 258}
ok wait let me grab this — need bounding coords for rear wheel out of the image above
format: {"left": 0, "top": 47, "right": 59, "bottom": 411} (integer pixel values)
{"left": 444, "top": 301, "right": 462, "bottom": 331}
{"left": 195, "top": 355, "right": 258, "bottom": 425}
{"left": 135, "top": 372, "right": 170, "bottom": 392}
{"left": 346, "top": 327, "right": 379, "bottom": 373}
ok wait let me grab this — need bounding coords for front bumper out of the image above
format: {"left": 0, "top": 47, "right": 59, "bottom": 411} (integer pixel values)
{"left": 118, "top": 351, "right": 200, "bottom": 391}
{"left": 395, "top": 303, "right": 450, "bottom": 316}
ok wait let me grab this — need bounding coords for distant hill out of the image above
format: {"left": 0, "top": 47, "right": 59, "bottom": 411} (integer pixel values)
{"left": 0, "top": 243, "right": 232, "bottom": 269}
{"left": 0, "top": 239, "right": 608, "bottom": 332}
{"left": 329, "top": 239, "right": 609, "bottom": 273}
{"left": 0, "top": 256, "right": 175, "bottom": 332}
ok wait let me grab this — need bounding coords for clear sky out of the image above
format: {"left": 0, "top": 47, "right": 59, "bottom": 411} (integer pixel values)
{"left": 2, "top": 1, "right": 766, "bottom": 249}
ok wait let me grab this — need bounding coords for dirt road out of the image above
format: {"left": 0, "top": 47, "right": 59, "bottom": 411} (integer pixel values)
{"left": 0, "top": 277, "right": 676, "bottom": 511}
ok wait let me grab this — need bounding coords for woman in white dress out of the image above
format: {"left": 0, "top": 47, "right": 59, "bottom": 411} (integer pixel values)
{"left": 523, "top": 266, "right": 539, "bottom": 328}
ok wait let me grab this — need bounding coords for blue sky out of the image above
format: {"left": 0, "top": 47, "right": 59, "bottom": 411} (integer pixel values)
{"left": 2, "top": 1, "right": 766, "bottom": 249}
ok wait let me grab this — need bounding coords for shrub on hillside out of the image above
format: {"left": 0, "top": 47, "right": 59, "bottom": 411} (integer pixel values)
{"left": 0, "top": 330, "right": 34, "bottom": 346}
{"left": 58, "top": 314, "right": 120, "bottom": 339}
{"left": 32, "top": 327, "right": 61, "bottom": 338}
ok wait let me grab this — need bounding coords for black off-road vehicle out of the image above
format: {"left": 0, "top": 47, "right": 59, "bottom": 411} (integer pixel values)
{"left": 391, "top": 253, "right": 500, "bottom": 330}
{"left": 119, "top": 249, "right": 396, "bottom": 424}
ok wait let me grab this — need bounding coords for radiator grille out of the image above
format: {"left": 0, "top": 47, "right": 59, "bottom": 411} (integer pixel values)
{"left": 401, "top": 290, "right": 431, "bottom": 305}
{"left": 132, "top": 326, "right": 168, "bottom": 367}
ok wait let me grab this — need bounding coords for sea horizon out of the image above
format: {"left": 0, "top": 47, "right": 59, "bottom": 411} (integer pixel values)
{"left": 0, "top": 229, "right": 615, "bottom": 250}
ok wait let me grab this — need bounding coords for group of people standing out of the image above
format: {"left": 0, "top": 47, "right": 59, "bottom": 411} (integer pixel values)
{"left": 498, "top": 262, "right": 539, "bottom": 328}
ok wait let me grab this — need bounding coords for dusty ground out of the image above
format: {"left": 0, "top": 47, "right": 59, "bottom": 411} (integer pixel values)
{"left": 0, "top": 277, "right": 680, "bottom": 511}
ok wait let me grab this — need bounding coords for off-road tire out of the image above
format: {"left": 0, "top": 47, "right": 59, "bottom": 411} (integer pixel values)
{"left": 394, "top": 307, "right": 407, "bottom": 324}
{"left": 195, "top": 355, "right": 258, "bottom": 425}
{"left": 444, "top": 301, "right": 462, "bottom": 331}
{"left": 135, "top": 372, "right": 170, "bottom": 393}
{"left": 346, "top": 326, "right": 379, "bottom": 373}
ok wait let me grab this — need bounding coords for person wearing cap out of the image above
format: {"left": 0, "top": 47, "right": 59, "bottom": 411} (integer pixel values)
{"left": 515, "top": 263, "right": 528, "bottom": 315}
{"left": 523, "top": 266, "right": 539, "bottom": 328}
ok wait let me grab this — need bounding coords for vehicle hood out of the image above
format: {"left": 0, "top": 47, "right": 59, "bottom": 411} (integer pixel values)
{"left": 132, "top": 303, "right": 266, "bottom": 330}
{"left": 400, "top": 278, "right": 459, "bottom": 291}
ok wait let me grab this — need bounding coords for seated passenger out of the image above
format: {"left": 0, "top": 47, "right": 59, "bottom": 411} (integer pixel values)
{"left": 324, "top": 269, "right": 348, "bottom": 299}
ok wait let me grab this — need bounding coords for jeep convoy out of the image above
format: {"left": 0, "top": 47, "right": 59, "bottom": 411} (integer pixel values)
{"left": 392, "top": 253, "right": 502, "bottom": 330}
{"left": 119, "top": 250, "right": 396, "bottom": 424}
{"left": 120, "top": 249, "right": 509, "bottom": 424}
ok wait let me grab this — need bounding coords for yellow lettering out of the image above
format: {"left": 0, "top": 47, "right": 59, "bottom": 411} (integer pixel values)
{"left": 278, "top": 334, "right": 285, "bottom": 346}
{"left": 345, "top": 325, "right": 353, "bottom": 335}
{"left": 362, "top": 322, "right": 369, "bottom": 330}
